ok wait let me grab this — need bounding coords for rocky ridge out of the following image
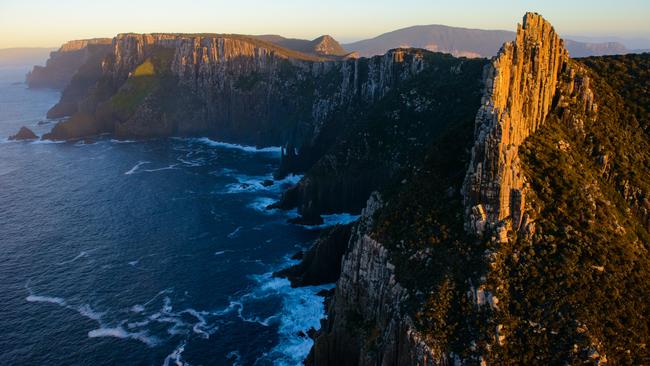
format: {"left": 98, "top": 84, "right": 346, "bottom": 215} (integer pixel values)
{"left": 43, "top": 33, "right": 427, "bottom": 148}
{"left": 344, "top": 24, "right": 631, "bottom": 58}
{"left": 255, "top": 34, "right": 353, "bottom": 58}
{"left": 462, "top": 13, "right": 597, "bottom": 238}
{"left": 308, "top": 12, "right": 644, "bottom": 365}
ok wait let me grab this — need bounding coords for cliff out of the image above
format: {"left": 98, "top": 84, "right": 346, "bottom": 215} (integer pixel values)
{"left": 25, "top": 38, "right": 112, "bottom": 89}
{"left": 307, "top": 194, "right": 442, "bottom": 366}
{"left": 462, "top": 12, "right": 596, "bottom": 237}
{"left": 276, "top": 52, "right": 486, "bottom": 219}
{"left": 32, "top": 13, "right": 650, "bottom": 364}
{"left": 310, "top": 12, "right": 650, "bottom": 365}
{"left": 42, "top": 33, "right": 427, "bottom": 148}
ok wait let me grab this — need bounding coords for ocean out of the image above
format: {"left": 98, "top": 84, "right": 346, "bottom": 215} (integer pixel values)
{"left": 0, "top": 65, "right": 356, "bottom": 365}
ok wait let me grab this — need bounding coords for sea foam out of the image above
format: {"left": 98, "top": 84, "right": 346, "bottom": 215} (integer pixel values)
{"left": 189, "top": 137, "right": 282, "bottom": 154}
{"left": 124, "top": 161, "right": 151, "bottom": 175}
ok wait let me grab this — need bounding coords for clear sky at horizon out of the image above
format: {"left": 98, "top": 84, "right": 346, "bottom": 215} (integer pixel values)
{"left": 1, "top": 0, "right": 649, "bottom": 48}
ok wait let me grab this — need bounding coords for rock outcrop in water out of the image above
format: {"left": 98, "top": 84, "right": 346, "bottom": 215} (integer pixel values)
{"left": 9, "top": 126, "right": 37, "bottom": 140}
{"left": 26, "top": 39, "right": 112, "bottom": 89}
{"left": 274, "top": 223, "right": 352, "bottom": 287}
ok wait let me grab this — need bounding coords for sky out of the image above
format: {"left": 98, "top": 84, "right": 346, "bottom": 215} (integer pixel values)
{"left": 1, "top": 0, "right": 649, "bottom": 49}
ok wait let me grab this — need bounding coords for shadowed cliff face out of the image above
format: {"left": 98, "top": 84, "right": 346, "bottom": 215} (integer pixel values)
{"left": 26, "top": 39, "right": 112, "bottom": 89}
{"left": 278, "top": 52, "right": 486, "bottom": 219}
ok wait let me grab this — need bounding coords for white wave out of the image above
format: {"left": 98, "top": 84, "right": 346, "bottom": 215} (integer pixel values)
{"left": 222, "top": 173, "right": 302, "bottom": 195}
{"left": 301, "top": 213, "right": 360, "bottom": 230}
{"left": 29, "top": 139, "right": 65, "bottom": 145}
{"left": 189, "top": 137, "right": 282, "bottom": 154}
{"left": 214, "top": 250, "right": 233, "bottom": 256}
{"left": 276, "top": 174, "right": 303, "bottom": 187}
{"left": 227, "top": 226, "right": 244, "bottom": 238}
{"left": 268, "top": 281, "right": 334, "bottom": 365}
{"left": 77, "top": 304, "right": 105, "bottom": 321}
{"left": 26, "top": 294, "right": 66, "bottom": 306}
{"left": 143, "top": 164, "right": 179, "bottom": 173}
{"left": 124, "top": 161, "right": 151, "bottom": 175}
{"left": 128, "top": 253, "right": 157, "bottom": 267}
{"left": 130, "top": 304, "right": 145, "bottom": 313}
{"left": 126, "top": 320, "right": 150, "bottom": 329}
{"left": 244, "top": 267, "right": 334, "bottom": 366}
{"left": 181, "top": 308, "right": 213, "bottom": 338}
{"left": 177, "top": 157, "right": 205, "bottom": 167}
{"left": 163, "top": 340, "right": 190, "bottom": 366}
{"left": 26, "top": 288, "right": 105, "bottom": 324}
{"left": 109, "top": 139, "right": 136, "bottom": 144}
{"left": 88, "top": 326, "right": 160, "bottom": 347}
{"left": 57, "top": 250, "right": 92, "bottom": 265}
{"left": 248, "top": 197, "right": 278, "bottom": 214}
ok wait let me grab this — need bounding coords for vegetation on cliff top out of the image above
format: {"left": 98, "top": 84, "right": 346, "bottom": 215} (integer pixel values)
{"left": 493, "top": 56, "right": 650, "bottom": 364}
{"left": 579, "top": 53, "right": 650, "bottom": 135}
{"left": 364, "top": 53, "right": 650, "bottom": 365}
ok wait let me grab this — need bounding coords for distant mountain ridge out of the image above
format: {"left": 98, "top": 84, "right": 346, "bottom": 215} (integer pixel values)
{"left": 253, "top": 34, "right": 354, "bottom": 57}
{"left": 343, "top": 23, "right": 632, "bottom": 58}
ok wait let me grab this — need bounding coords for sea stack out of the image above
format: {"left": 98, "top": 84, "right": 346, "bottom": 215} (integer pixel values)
{"left": 9, "top": 126, "right": 38, "bottom": 140}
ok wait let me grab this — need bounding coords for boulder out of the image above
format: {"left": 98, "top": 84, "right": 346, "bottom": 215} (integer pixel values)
{"left": 9, "top": 126, "right": 37, "bottom": 140}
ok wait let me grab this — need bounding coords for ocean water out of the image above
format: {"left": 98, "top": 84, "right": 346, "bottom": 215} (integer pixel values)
{"left": 0, "top": 66, "right": 342, "bottom": 365}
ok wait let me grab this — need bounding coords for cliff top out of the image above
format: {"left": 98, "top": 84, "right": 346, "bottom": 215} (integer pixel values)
{"left": 114, "top": 32, "right": 340, "bottom": 62}
{"left": 58, "top": 38, "right": 112, "bottom": 52}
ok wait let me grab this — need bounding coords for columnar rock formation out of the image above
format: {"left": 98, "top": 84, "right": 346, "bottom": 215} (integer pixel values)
{"left": 44, "top": 33, "right": 427, "bottom": 146}
{"left": 462, "top": 13, "right": 595, "bottom": 237}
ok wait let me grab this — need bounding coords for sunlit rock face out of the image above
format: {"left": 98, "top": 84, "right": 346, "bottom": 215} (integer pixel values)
{"left": 462, "top": 12, "right": 596, "bottom": 237}
{"left": 44, "top": 32, "right": 427, "bottom": 147}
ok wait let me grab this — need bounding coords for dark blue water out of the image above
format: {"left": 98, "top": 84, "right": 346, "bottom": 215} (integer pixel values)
{"left": 0, "top": 65, "right": 356, "bottom": 365}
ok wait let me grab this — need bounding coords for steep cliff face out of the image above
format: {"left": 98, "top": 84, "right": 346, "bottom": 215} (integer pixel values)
{"left": 43, "top": 33, "right": 426, "bottom": 149}
{"left": 311, "top": 13, "right": 650, "bottom": 365}
{"left": 278, "top": 52, "right": 486, "bottom": 219}
{"left": 26, "top": 39, "right": 112, "bottom": 89}
{"left": 462, "top": 13, "right": 596, "bottom": 237}
{"left": 308, "top": 194, "right": 442, "bottom": 366}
